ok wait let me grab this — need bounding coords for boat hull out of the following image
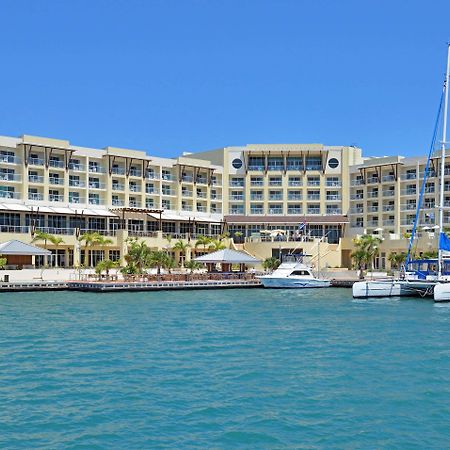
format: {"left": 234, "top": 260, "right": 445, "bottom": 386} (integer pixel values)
{"left": 259, "top": 277, "right": 331, "bottom": 288}
{"left": 352, "top": 280, "right": 435, "bottom": 298}
{"left": 433, "top": 283, "right": 450, "bottom": 302}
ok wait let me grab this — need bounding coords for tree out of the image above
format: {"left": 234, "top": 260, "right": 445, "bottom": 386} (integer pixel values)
{"left": 351, "top": 235, "right": 383, "bottom": 275}
{"left": 208, "top": 238, "right": 226, "bottom": 251}
{"left": 79, "top": 232, "right": 112, "bottom": 267}
{"left": 95, "top": 259, "right": 119, "bottom": 279}
{"left": 194, "top": 235, "right": 211, "bottom": 251}
{"left": 184, "top": 260, "right": 203, "bottom": 273}
{"left": 0, "top": 257, "right": 7, "bottom": 269}
{"left": 351, "top": 248, "right": 368, "bottom": 279}
{"left": 147, "top": 250, "right": 169, "bottom": 275}
{"left": 48, "top": 235, "right": 64, "bottom": 267}
{"left": 31, "top": 230, "right": 51, "bottom": 266}
{"left": 388, "top": 252, "right": 407, "bottom": 270}
{"left": 173, "top": 240, "right": 190, "bottom": 267}
{"left": 233, "top": 231, "right": 244, "bottom": 243}
{"left": 262, "top": 257, "right": 281, "bottom": 272}
{"left": 125, "top": 238, "right": 151, "bottom": 274}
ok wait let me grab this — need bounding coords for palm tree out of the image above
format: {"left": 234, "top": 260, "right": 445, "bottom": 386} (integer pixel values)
{"left": 184, "top": 260, "right": 202, "bottom": 273}
{"left": 95, "top": 259, "right": 120, "bottom": 279}
{"left": 194, "top": 235, "right": 211, "bottom": 252}
{"left": 48, "top": 235, "right": 64, "bottom": 267}
{"left": 31, "top": 230, "right": 51, "bottom": 266}
{"left": 0, "top": 257, "right": 7, "bottom": 269}
{"left": 173, "top": 240, "right": 190, "bottom": 267}
{"left": 262, "top": 257, "right": 281, "bottom": 272}
{"left": 147, "top": 250, "right": 169, "bottom": 275}
{"left": 351, "top": 248, "right": 368, "bottom": 279}
{"left": 125, "top": 239, "right": 151, "bottom": 274}
{"left": 388, "top": 252, "right": 407, "bottom": 270}
{"left": 78, "top": 231, "right": 97, "bottom": 267}
{"left": 79, "top": 232, "right": 112, "bottom": 267}
{"left": 352, "top": 235, "right": 383, "bottom": 275}
{"left": 208, "top": 238, "right": 226, "bottom": 251}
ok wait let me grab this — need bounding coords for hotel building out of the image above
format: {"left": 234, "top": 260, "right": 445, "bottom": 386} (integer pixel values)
{"left": 0, "top": 133, "right": 446, "bottom": 270}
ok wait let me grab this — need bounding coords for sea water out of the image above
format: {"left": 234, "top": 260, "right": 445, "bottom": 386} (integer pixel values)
{"left": 1, "top": 288, "right": 450, "bottom": 449}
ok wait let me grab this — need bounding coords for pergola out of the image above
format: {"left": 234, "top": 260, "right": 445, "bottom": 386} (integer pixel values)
{"left": 194, "top": 248, "right": 260, "bottom": 272}
{"left": 109, "top": 207, "right": 164, "bottom": 230}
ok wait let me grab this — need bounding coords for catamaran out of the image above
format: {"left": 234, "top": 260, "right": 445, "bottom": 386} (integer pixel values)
{"left": 353, "top": 44, "right": 450, "bottom": 300}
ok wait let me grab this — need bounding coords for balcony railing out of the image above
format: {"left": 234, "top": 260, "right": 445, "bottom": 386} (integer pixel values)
{"left": 349, "top": 207, "right": 364, "bottom": 214}
{"left": 326, "top": 209, "right": 342, "bottom": 215}
{"left": 0, "top": 174, "right": 21, "bottom": 182}
{"left": 196, "top": 206, "right": 207, "bottom": 212}
{"left": 0, "top": 155, "right": 20, "bottom": 164}
{"left": 401, "top": 189, "right": 417, "bottom": 196}
{"left": 307, "top": 180, "right": 321, "bottom": 186}
{"left": 230, "top": 195, "right": 244, "bottom": 201}
{"left": 269, "top": 180, "right": 282, "bottom": 186}
{"left": 129, "top": 169, "right": 142, "bottom": 177}
{"left": 69, "top": 163, "right": 85, "bottom": 172}
{"left": 89, "top": 182, "right": 106, "bottom": 189}
{"left": 161, "top": 174, "right": 172, "bottom": 181}
{"left": 269, "top": 195, "right": 283, "bottom": 201}
{"left": 307, "top": 194, "right": 320, "bottom": 200}
{"left": 268, "top": 208, "right": 283, "bottom": 214}
{"left": 350, "top": 194, "right": 364, "bottom": 200}
{"left": 288, "top": 194, "right": 302, "bottom": 200}
{"left": 383, "top": 219, "right": 395, "bottom": 226}
{"left": 250, "top": 209, "right": 264, "bottom": 215}
{"left": 382, "top": 175, "right": 395, "bottom": 182}
{"left": 29, "top": 157, "right": 44, "bottom": 166}
{"left": 49, "top": 194, "right": 63, "bottom": 202}
{"left": 182, "top": 205, "right": 193, "bottom": 211}
{"left": 182, "top": 190, "right": 193, "bottom": 197}
{"left": 28, "top": 192, "right": 43, "bottom": 201}
{"left": 400, "top": 203, "right": 416, "bottom": 210}
{"left": 367, "top": 206, "right": 379, "bottom": 212}
{"left": 88, "top": 198, "right": 104, "bottom": 205}
{"left": 89, "top": 165, "right": 105, "bottom": 174}
{"left": 326, "top": 195, "right": 341, "bottom": 201}
{"left": 196, "top": 192, "right": 207, "bottom": 198}
{"left": 49, "top": 177, "right": 64, "bottom": 185}
{"left": 196, "top": 177, "right": 208, "bottom": 184}
{"left": 129, "top": 185, "right": 142, "bottom": 192}
{"left": 182, "top": 175, "right": 194, "bottom": 183}
{"left": 0, "top": 225, "right": 29, "bottom": 233}
{"left": 400, "top": 173, "right": 417, "bottom": 180}
{"left": 366, "top": 177, "right": 379, "bottom": 184}
{"left": 210, "top": 194, "right": 222, "bottom": 200}
{"left": 69, "top": 180, "right": 86, "bottom": 187}
{"left": 162, "top": 190, "right": 175, "bottom": 196}
{"left": 28, "top": 175, "right": 44, "bottom": 183}
{"left": 351, "top": 179, "right": 365, "bottom": 186}
{"left": 382, "top": 190, "right": 395, "bottom": 197}
{"left": 367, "top": 191, "right": 379, "bottom": 198}
{"left": 49, "top": 159, "right": 64, "bottom": 168}
{"left": 288, "top": 208, "right": 302, "bottom": 214}
{"left": 128, "top": 201, "right": 142, "bottom": 207}
{"left": 326, "top": 181, "right": 341, "bottom": 187}
{"left": 146, "top": 189, "right": 159, "bottom": 195}
{"left": 383, "top": 205, "right": 395, "bottom": 212}
{"left": 69, "top": 197, "right": 85, "bottom": 204}
{"left": 307, "top": 209, "right": 321, "bottom": 215}
{"left": 112, "top": 199, "right": 125, "bottom": 206}
{"left": 288, "top": 180, "right": 302, "bottom": 187}
{"left": 250, "top": 180, "right": 264, "bottom": 186}
{"left": 111, "top": 167, "right": 125, "bottom": 175}
{"left": 229, "top": 181, "right": 244, "bottom": 187}
{"left": 112, "top": 184, "right": 125, "bottom": 191}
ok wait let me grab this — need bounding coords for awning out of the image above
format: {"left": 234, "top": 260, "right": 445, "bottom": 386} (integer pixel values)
{"left": 148, "top": 211, "right": 223, "bottom": 223}
{"left": 194, "top": 249, "right": 260, "bottom": 265}
{"left": 0, "top": 203, "right": 31, "bottom": 212}
{"left": 0, "top": 240, "right": 51, "bottom": 256}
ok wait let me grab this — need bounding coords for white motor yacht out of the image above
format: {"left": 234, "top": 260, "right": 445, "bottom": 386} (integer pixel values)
{"left": 258, "top": 255, "right": 331, "bottom": 288}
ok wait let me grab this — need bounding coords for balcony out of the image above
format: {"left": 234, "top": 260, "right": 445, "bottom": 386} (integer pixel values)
{"left": 129, "top": 169, "right": 142, "bottom": 177}
{"left": 69, "top": 180, "right": 86, "bottom": 188}
{"left": 28, "top": 175, "right": 44, "bottom": 183}
{"left": 69, "top": 196, "right": 85, "bottom": 204}
{"left": 287, "top": 194, "right": 302, "bottom": 201}
{"left": 89, "top": 165, "right": 105, "bottom": 174}
{"left": 401, "top": 203, "right": 416, "bottom": 211}
{"left": 229, "top": 180, "right": 244, "bottom": 187}
{"left": 307, "top": 209, "right": 321, "bottom": 215}
{"left": 49, "top": 194, "right": 63, "bottom": 202}
{"left": 182, "top": 190, "right": 193, "bottom": 197}
{"left": 326, "top": 195, "right": 341, "bottom": 201}
{"left": 161, "top": 174, "right": 172, "bottom": 181}
{"left": 383, "top": 219, "right": 395, "bottom": 226}
{"left": 196, "top": 191, "right": 207, "bottom": 198}
{"left": 88, "top": 198, "right": 103, "bottom": 205}
{"left": 28, "top": 192, "right": 43, "bottom": 201}
{"left": 366, "top": 221, "right": 379, "bottom": 227}
{"left": 351, "top": 179, "right": 365, "bottom": 186}
{"left": 146, "top": 189, "right": 159, "bottom": 195}
{"left": 349, "top": 207, "right": 364, "bottom": 214}
{"left": 269, "top": 180, "right": 282, "bottom": 186}
{"left": 69, "top": 163, "right": 85, "bottom": 172}
{"left": 382, "top": 175, "right": 395, "bottom": 182}
{"left": 196, "top": 205, "right": 207, "bottom": 212}
{"left": 267, "top": 165, "right": 284, "bottom": 171}
{"left": 268, "top": 208, "right": 283, "bottom": 215}
{"left": 382, "top": 190, "right": 395, "bottom": 197}
{"left": 89, "top": 182, "right": 106, "bottom": 189}
{"left": 326, "top": 181, "right": 341, "bottom": 187}
{"left": 29, "top": 157, "right": 44, "bottom": 166}
{"left": 112, "top": 199, "right": 125, "bottom": 206}
{"left": 129, "top": 185, "right": 142, "bottom": 193}
{"left": 49, "top": 159, "right": 64, "bottom": 169}
{"left": 400, "top": 173, "right": 417, "bottom": 180}
{"left": 230, "top": 195, "right": 244, "bottom": 201}
{"left": 0, "top": 174, "right": 21, "bottom": 182}
{"left": 307, "top": 194, "right": 321, "bottom": 200}
{"left": 210, "top": 194, "right": 222, "bottom": 200}
{"left": 182, "top": 205, "right": 193, "bottom": 211}
{"left": 248, "top": 165, "right": 264, "bottom": 171}
{"left": 162, "top": 190, "right": 175, "bottom": 196}
{"left": 196, "top": 177, "right": 208, "bottom": 184}
{"left": 129, "top": 201, "right": 141, "bottom": 208}
{"left": 307, "top": 180, "right": 321, "bottom": 187}
{"left": 211, "top": 207, "right": 222, "bottom": 213}
{"left": 269, "top": 194, "right": 283, "bottom": 201}
{"left": 111, "top": 167, "right": 125, "bottom": 175}
{"left": 424, "top": 186, "right": 435, "bottom": 193}
{"left": 288, "top": 208, "right": 302, "bottom": 214}
{"left": 401, "top": 189, "right": 417, "bottom": 196}
{"left": 383, "top": 205, "right": 395, "bottom": 212}
{"left": 0, "top": 155, "right": 20, "bottom": 164}
{"left": 49, "top": 177, "right": 64, "bottom": 185}
{"left": 182, "top": 175, "right": 194, "bottom": 183}
{"left": 367, "top": 177, "right": 379, "bottom": 184}
{"left": 250, "top": 180, "right": 264, "bottom": 186}
{"left": 367, "top": 206, "right": 379, "bottom": 212}
{"left": 229, "top": 208, "right": 244, "bottom": 215}
{"left": 326, "top": 209, "right": 342, "bottom": 215}
{"left": 112, "top": 183, "right": 125, "bottom": 191}
{"left": 350, "top": 194, "right": 364, "bottom": 200}
{"left": 367, "top": 191, "right": 379, "bottom": 198}
{"left": 250, "top": 208, "right": 264, "bottom": 215}
{"left": 288, "top": 180, "right": 302, "bottom": 187}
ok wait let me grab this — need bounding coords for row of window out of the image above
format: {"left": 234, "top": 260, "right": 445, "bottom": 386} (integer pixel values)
{"left": 228, "top": 204, "right": 342, "bottom": 215}
{"left": 229, "top": 176, "right": 341, "bottom": 187}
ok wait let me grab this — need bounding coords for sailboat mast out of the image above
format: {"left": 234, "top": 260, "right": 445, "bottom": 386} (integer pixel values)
{"left": 438, "top": 44, "right": 450, "bottom": 278}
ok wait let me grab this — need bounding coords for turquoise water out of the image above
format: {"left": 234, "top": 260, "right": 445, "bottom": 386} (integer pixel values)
{"left": 1, "top": 289, "right": 450, "bottom": 449}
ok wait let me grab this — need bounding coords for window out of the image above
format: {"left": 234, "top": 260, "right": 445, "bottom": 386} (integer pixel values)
{"left": 162, "top": 199, "right": 171, "bottom": 209}
{"left": 286, "top": 157, "right": 303, "bottom": 170}
{"left": 305, "top": 156, "right": 322, "bottom": 170}
{"left": 248, "top": 156, "right": 265, "bottom": 170}
{"left": 267, "top": 157, "right": 284, "bottom": 171}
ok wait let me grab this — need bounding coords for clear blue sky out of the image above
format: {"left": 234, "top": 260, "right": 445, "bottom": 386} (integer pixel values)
{"left": 1, "top": 0, "right": 449, "bottom": 157}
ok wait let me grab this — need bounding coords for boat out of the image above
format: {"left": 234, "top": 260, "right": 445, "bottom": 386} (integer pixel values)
{"left": 353, "top": 44, "right": 450, "bottom": 300}
{"left": 258, "top": 254, "right": 331, "bottom": 288}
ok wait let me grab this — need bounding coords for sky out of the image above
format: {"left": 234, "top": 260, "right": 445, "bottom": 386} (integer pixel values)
{"left": 0, "top": 0, "right": 449, "bottom": 158}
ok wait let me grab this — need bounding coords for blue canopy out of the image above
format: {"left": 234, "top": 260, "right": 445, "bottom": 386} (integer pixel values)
{"left": 439, "top": 232, "right": 450, "bottom": 251}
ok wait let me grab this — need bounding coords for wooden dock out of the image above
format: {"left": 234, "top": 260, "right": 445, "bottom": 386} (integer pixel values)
{"left": 0, "top": 281, "right": 69, "bottom": 291}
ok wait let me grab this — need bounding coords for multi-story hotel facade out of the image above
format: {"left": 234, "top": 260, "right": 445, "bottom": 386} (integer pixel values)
{"left": 0, "top": 133, "right": 445, "bottom": 270}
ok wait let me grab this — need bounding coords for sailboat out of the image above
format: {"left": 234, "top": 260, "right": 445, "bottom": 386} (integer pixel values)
{"left": 353, "top": 44, "right": 450, "bottom": 300}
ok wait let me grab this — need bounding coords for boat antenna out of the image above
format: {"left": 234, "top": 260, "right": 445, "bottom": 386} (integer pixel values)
{"left": 438, "top": 43, "right": 450, "bottom": 278}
